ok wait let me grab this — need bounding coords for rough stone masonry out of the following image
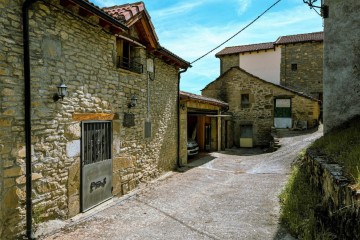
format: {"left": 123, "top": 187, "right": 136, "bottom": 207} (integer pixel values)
{"left": 0, "top": 1, "right": 183, "bottom": 238}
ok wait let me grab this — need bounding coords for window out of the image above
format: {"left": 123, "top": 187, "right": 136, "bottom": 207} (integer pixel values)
{"left": 291, "top": 63, "right": 297, "bottom": 71}
{"left": 241, "top": 94, "right": 250, "bottom": 108}
{"left": 240, "top": 125, "right": 253, "bottom": 138}
{"left": 116, "top": 38, "right": 143, "bottom": 74}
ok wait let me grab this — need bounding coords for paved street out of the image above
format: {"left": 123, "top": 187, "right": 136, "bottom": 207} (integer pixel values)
{"left": 38, "top": 127, "right": 322, "bottom": 240}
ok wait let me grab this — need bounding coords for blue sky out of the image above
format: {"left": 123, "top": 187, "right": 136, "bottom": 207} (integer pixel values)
{"left": 93, "top": 0, "right": 323, "bottom": 94}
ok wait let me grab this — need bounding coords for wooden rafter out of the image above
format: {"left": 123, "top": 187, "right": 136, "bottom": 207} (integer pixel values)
{"left": 78, "top": 7, "right": 93, "bottom": 18}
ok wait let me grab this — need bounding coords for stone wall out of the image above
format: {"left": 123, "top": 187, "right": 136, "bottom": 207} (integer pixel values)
{"left": 0, "top": 1, "right": 179, "bottom": 238}
{"left": 202, "top": 67, "right": 319, "bottom": 146}
{"left": 219, "top": 54, "right": 239, "bottom": 75}
{"left": 280, "top": 42, "right": 323, "bottom": 99}
{"left": 323, "top": 0, "right": 360, "bottom": 133}
{"left": 304, "top": 150, "right": 360, "bottom": 239}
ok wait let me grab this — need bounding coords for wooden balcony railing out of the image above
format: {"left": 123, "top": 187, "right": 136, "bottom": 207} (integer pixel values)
{"left": 117, "top": 56, "right": 143, "bottom": 74}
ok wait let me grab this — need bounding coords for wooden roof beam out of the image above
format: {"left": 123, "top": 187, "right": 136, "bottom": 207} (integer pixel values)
{"left": 79, "top": 7, "right": 94, "bottom": 18}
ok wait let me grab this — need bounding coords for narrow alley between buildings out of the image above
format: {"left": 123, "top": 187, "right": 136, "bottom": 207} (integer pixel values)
{"left": 37, "top": 127, "right": 322, "bottom": 240}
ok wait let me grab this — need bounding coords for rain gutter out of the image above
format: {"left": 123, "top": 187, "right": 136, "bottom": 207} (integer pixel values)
{"left": 23, "top": 1, "right": 41, "bottom": 239}
{"left": 177, "top": 68, "right": 189, "bottom": 168}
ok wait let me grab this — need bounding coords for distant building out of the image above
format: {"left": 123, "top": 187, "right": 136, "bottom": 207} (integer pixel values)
{"left": 202, "top": 67, "right": 320, "bottom": 147}
{"left": 216, "top": 32, "right": 323, "bottom": 100}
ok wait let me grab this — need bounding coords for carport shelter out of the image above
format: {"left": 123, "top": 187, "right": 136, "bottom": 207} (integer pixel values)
{"left": 179, "top": 91, "right": 229, "bottom": 165}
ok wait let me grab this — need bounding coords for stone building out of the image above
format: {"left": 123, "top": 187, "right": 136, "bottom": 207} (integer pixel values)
{"left": 0, "top": 1, "right": 189, "bottom": 239}
{"left": 216, "top": 32, "right": 323, "bottom": 100}
{"left": 179, "top": 91, "right": 229, "bottom": 164}
{"left": 202, "top": 67, "right": 320, "bottom": 147}
{"left": 323, "top": 0, "right": 360, "bottom": 132}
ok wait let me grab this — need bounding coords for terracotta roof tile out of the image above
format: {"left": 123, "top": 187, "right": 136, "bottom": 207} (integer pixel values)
{"left": 102, "top": 1, "right": 190, "bottom": 69}
{"left": 103, "top": 2, "right": 145, "bottom": 22}
{"left": 216, "top": 31, "right": 323, "bottom": 57}
{"left": 216, "top": 42, "right": 274, "bottom": 57}
{"left": 275, "top": 31, "right": 324, "bottom": 44}
{"left": 180, "top": 91, "right": 228, "bottom": 107}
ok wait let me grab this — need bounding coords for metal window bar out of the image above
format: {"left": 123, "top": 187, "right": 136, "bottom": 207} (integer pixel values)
{"left": 82, "top": 122, "right": 112, "bottom": 166}
{"left": 117, "top": 56, "right": 143, "bottom": 74}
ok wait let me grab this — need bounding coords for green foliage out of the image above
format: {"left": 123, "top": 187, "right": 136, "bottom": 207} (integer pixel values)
{"left": 280, "top": 118, "right": 360, "bottom": 239}
{"left": 279, "top": 160, "right": 334, "bottom": 240}
{"left": 310, "top": 118, "right": 360, "bottom": 186}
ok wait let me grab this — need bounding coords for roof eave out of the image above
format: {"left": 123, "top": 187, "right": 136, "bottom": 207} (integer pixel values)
{"left": 68, "top": 0, "right": 128, "bottom": 31}
{"left": 156, "top": 47, "right": 191, "bottom": 69}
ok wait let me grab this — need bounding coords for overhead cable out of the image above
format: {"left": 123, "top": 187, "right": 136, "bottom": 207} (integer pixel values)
{"left": 190, "top": 0, "right": 282, "bottom": 64}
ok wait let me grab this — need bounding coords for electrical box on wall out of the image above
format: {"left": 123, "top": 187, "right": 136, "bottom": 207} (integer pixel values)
{"left": 147, "top": 58, "right": 154, "bottom": 73}
{"left": 145, "top": 121, "right": 151, "bottom": 138}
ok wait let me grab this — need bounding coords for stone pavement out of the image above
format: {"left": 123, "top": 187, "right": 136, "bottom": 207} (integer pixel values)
{"left": 37, "top": 127, "right": 322, "bottom": 240}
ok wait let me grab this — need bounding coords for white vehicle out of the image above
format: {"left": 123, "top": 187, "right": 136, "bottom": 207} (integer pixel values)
{"left": 187, "top": 139, "right": 199, "bottom": 156}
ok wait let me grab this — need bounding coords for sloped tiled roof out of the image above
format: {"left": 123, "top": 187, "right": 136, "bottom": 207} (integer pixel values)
{"left": 275, "top": 31, "right": 324, "bottom": 45}
{"left": 103, "top": 1, "right": 190, "bottom": 69}
{"left": 216, "top": 31, "right": 323, "bottom": 57}
{"left": 157, "top": 47, "right": 191, "bottom": 68}
{"left": 216, "top": 42, "right": 274, "bottom": 57}
{"left": 103, "top": 2, "right": 145, "bottom": 22}
{"left": 180, "top": 91, "right": 228, "bottom": 107}
{"left": 104, "top": 2, "right": 159, "bottom": 45}
{"left": 67, "top": 0, "right": 128, "bottom": 30}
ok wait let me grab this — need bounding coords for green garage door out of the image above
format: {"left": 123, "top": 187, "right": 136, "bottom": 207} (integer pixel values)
{"left": 274, "top": 99, "right": 292, "bottom": 128}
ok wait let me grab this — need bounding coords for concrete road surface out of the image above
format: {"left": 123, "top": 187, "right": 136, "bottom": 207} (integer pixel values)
{"left": 38, "top": 127, "right": 322, "bottom": 240}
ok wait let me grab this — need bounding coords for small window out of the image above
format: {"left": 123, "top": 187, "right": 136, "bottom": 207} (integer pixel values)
{"left": 291, "top": 63, "right": 297, "bottom": 71}
{"left": 116, "top": 38, "right": 143, "bottom": 74}
{"left": 241, "top": 94, "right": 250, "bottom": 108}
{"left": 240, "top": 125, "right": 253, "bottom": 138}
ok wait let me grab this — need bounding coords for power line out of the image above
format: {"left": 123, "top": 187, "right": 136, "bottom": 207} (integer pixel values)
{"left": 190, "top": 0, "right": 282, "bottom": 65}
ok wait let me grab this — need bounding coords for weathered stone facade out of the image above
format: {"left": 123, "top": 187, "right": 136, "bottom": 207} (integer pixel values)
{"left": 323, "top": 0, "right": 360, "bottom": 133}
{"left": 202, "top": 67, "right": 320, "bottom": 146}
{"left": 280, "top": 41, "right": 323, "bottom": 99}
{"left": 0, "top": 1, "right": 188, "bottom": 239}
{"left": 216, "top": 33, "right": 323, "bottom": 99}
{"left": 219, "top": 54, "right": 239, "bottom": 75}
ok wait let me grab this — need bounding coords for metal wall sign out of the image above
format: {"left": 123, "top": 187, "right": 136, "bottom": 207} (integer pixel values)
{"left": 123, "top": 113, "right": 135, "bottom": 127}
{"left": 81, "top": 121, "right": 113, "bottom": 212}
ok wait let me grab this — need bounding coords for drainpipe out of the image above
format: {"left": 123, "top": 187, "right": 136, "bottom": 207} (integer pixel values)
{"left": 22, "top": 0, "right": 40, "bottom": 239}
{"left": 177, "top": 68, "right": 188, "bottom": 168}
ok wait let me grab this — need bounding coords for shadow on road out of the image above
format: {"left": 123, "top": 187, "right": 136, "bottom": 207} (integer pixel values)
{"left": 176, "top": 152, "right": 216, "bottom": 173}
{"left": 276, "top": 125, "right": 320, "bottom": 138}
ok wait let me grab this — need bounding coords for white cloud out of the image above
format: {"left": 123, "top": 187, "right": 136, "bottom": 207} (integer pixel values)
{"left": 236, "top": 0, "right": 252, "bottom": 15}
{"left": 91, "top": 0, "right": 323, "bottom": 94}
{"left": 151, "top": 2, "right": 205, "bottom": 19}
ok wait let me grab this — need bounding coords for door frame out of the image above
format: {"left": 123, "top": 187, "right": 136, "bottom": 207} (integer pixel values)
{"left": 81, "top": 120, "right": 113, "bottom": 212}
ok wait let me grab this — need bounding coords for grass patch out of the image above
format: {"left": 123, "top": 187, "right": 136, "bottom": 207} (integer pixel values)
{"left": 279, "top": 162, "right": 318, "bottom": 239}
{"left": 279, "top": 159, "right": 334, "bottom": 240}
{"left": 280, "top": 117, "right": 360, "bottom": 239}
{"left": 309, "top": 116, "right": 360, "bottom": 186}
